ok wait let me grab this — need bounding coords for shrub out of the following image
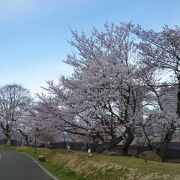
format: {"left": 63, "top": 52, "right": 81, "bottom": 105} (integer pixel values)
{"left": 140, "top": 151, "right": 162, "bottom": 162}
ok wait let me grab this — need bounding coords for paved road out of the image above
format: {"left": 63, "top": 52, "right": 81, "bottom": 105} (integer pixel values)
{"left": 0, "top": 150, "right": 56, "bottom": 180}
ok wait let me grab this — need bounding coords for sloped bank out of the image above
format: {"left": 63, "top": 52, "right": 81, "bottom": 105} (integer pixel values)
{"left": 1, "top": 145, "right": 180, "bottom": 180}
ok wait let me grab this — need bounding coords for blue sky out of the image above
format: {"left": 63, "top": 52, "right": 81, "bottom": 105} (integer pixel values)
{"left": 0, "top": 0, "right": 180, "bottom": 94}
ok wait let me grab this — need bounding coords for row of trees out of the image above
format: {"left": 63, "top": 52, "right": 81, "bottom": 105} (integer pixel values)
{"left": 0, "top": 23, "right": 180, "bottom": 161}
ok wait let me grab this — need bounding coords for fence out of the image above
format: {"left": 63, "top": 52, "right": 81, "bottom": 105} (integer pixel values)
{"left": 47, "top": 141, "right": 180, "bottom": 159}
{"left": 1, "top": 139, "right": 180, "bottom": 159}
{"left": 0, "top": 139, "right": 22, "bottom": 146}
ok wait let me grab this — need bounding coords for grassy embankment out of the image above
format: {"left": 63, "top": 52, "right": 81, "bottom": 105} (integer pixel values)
{"left": 1, "top": 145, "right": 180, "bottom": 180}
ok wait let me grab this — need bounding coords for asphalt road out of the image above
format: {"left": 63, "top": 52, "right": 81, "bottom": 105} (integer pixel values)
{"left": 0, "top": 150, "right": 56, "bottom": 180}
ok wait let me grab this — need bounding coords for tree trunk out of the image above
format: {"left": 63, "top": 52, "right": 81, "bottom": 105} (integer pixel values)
{"left": 158, "top": 122, "right": 176, "bottom": 161}
{"left": 97, "top": 135, "right": 123, "bottom": 152}
{"left": 1, "top": 123, "right": 12, "bottom": 145}
{"left": 7, "top": 136, "right": 11, "bottom": 145}
{"left": 122, "top": 127, "right": 134, "bottom": 156}
{"left": 25, "top": 136, "right": 29, "bottom": 145}
{"left": 176, "top": 75, "right": 180, "bottom": 117}
{"left": 142, "top": 115, "right": 153, "bottom": 150}
{"left": 17, "top": 129, "right": 29, "bottom": 145}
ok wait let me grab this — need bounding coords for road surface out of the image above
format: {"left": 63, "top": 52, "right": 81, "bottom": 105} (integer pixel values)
{"left": 0, "top": 150, "right": 56, "bottom": 180}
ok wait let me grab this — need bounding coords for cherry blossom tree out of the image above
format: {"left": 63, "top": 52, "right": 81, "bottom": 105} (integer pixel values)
{"left": 26, "top": 94, "right": 65, "bottom": 147}
{"left": 128, "top": 24, "right": 180, "bottom": 160}
{"left": 129, "top": 24, "right": 180, "bottom": 115}
{"left": 45, "top": 23, "right": 145, "bottom": 155}
{"left": 139, "top": 82, "right": 177, "bottom": 160}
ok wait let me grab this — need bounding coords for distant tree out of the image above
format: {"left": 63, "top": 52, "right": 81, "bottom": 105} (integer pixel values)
{"left": 0, "top": 84, "right": 31, "bottom": 145}
{"left": 26, "top": 94, "right": 62, "bottom": 146}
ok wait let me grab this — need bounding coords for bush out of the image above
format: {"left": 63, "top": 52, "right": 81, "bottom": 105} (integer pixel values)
{"left": 140, "top": 151, "right": 162, "bottom": 162}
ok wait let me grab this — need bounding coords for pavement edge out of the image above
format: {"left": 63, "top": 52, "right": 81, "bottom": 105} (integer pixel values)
{"left": 18, "top": 152, "right": 58, "bottom": 180}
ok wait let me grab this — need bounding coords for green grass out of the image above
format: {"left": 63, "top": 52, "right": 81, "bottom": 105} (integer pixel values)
{"left": 1, "top": 145, "right": 180, "bottom": 179}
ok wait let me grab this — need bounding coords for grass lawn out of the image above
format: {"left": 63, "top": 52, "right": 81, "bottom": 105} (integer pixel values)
{"left": 0, "top": 145, "right": 180, "bottom": 180}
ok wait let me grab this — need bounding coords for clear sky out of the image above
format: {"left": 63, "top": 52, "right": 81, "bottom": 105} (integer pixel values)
{"left": 0, "top": 0, "right": 180, "bottom": 94}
